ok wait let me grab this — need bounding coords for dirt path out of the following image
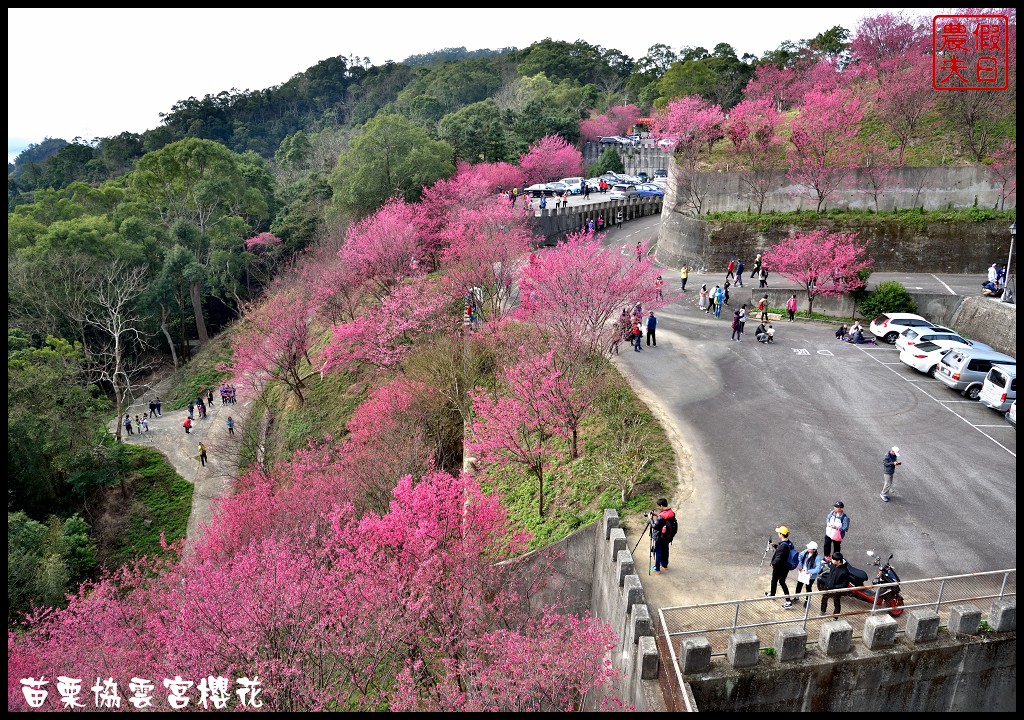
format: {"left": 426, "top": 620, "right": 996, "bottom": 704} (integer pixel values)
{"left": 108, "top": 381, "right": 253, "bottom": 551}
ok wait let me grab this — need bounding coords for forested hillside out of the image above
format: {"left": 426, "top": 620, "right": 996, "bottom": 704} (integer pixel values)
{"left": 7, "top": 11, "right": 1017, "bottom": 710}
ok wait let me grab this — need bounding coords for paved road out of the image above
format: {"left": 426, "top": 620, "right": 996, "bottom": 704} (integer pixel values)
{"left": 595, "top": 214, "right": 1016, "bottom": 613}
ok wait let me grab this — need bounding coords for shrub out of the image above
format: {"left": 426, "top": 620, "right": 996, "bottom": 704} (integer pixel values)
{"left": 857, "top": 280, "right": 917, "bottom": 320}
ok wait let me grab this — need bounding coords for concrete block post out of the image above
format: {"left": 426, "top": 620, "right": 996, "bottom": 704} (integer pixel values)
{"left": 727, "top": 632, "right": 760, "bottom": 669}
{"left": 863, "top": 614, "right": 899, "bottom": 650}
{"left": 819, "top": 619, "right": 853, "bottom": 656}
{"left": 680, "top": 636, "right": 712, "bottom": 674}
{"left": 638, "top": 635, "right": 659, "bottom": 679}
{"left": 906, "top": 609, "right": 941, "bottom": 643}
{"left": 623, "top": 574, "right": 645, "bottom": 614}
{"left": 773, "top": 626, "right": 807, "bottom": 662}
{"left": 603, "top": 508, "right": 619, "bottom": 539}
{"left": 948, "top": 604, "right": 982, "bottom": 636}
{"left": 988, "top": 599, "right": 1016, "bottom": 632}
{"left": 616, "top": 550, "right": 635, "bottom": 587}
{"left": 630, "top": 603, "right": 653, "bottom": 643}
{"left": 609, "top": 527, "right": 626, "bottom": 564}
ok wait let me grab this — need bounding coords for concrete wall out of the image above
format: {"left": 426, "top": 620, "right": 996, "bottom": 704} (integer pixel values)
{"left": 656, "top": 213, "right": 1015, "bottom": 275}
{"left": 663, "top": 165, "right": 1014, "bottom": 214}
{"left": 534, "top": 196, "right": 663, "bottom": 246}
{"left": 952, "top": 296, "right": 1018, "bottom": 357}
{"left": 582, "top": 144, "right": 670, "bottom": 178}
{"left": 686, "top": 626, "right": 1015, "bottom": 711}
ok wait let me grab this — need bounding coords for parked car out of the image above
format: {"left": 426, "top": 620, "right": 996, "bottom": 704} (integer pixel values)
{"left": 608, "top": 183, "right": 639, "bottom": 200}
{"left": 897, "top": 339, "right": 964, "bottom": 376}
{"left": 585, "top": 177, "right": 603, "bottom": 192}
{"left": 935, "top": 346, "right": 1016, "bottom": 399}
{"left": 869, "top": 313, "right": 935, "bottom": 344}
{"left": 525, "top": 182, "right": 568, "bottom": 198}
{"left": 560, "top": 177, "right": 585, "bottom": 195}
{"left": 893, "top": 326, "right": 989, "bottom": 352}
{"left": 653, "top": 168, "right": 668, "bottom": 178}
{"left": 657, "top": 136, "right": 679, "bottom": 149}
{"left": 978, "top": 364, "right": 1016, "bottom": 412}
{"left": 637, "top": 171, "right": 650, "bottom": 183}
{"left": 636, "top": 184, "right": 665, "bottom": 198}
{"left": 1006, "top": 399, "right": 1016, "bottom": 427}
{"left": 599, "top": 135, "right": 634, "bottom": 145}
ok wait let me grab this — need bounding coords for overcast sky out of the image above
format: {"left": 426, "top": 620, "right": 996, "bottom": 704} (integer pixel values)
{"left": 7, "top": 8, "right": 946, "bottom": 161}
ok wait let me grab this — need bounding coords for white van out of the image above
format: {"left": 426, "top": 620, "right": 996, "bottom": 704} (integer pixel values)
{"left": 559, "top": 177, "right": 585, "bottom": 195}
{"left": 979, "top": 364, "right": 1017, "bottom": 412}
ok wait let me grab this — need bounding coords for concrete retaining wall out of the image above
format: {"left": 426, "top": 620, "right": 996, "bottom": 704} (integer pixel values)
{"left": 534, "top": 196, "right": 662, "bottom": 246}
{"left": 684, "top": 616, "right": 1016, "bottom": 711}
{"left": 952, "top": 296, "right": 1018, "bottom": 357}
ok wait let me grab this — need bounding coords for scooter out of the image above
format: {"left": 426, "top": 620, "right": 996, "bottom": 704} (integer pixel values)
{"left": 820, "top": 550, "right": 905, "bottom": 616}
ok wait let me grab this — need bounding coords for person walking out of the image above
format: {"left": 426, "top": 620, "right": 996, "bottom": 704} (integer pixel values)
{"left": 723, "top": 280, "right": 731, "bottom": 305}
{"left": 699, "top": 283, "right": 709, "bottom": 312}
{"left": 713, "top": 285, "right": 725, "bottom": 317}
{"left": 766, "top": 323, "right": 775, "bottom": 343}
{"left": 646, "top": 311, "right": 658, "bottom": 346}
{"left": 198, "top": 442, "right": 208, "bottom": 467}
{"left": 764, "top": 525, "right": 796, "bottom": 607}
{"left": 123, "top": 414, "right": 134, "bottom": 436}
{"left": 631, "top": 319, "right": 643, "bottom": 352}
{"left": 822, "top": 501, "right": 849, "bottom": 559}
{"left": 182, "top": 416, "right": 192, "bottom": 434}
{"left": 819, "top": 553, "right": 851, "bottom": 617}
{"left": 680, "top": 263, "right": 689, "bottom": 292}
{"left": 750, "top": 253, "right": 762, "bottom": 279}
{"left": 608, "top": 325, "right": 623, "bottom": 354}
{"left": 793, "top": 541, "right": 823, "bottom": 607}
{"left": 226, "top": 416, "right": 235, "bottom": 436}
{"left": 757, "top": 294, "right": 769, "bottom": 323}
{"left": 735, "top": 259, "right": 745, "bottom": 287}
{"left": 155, "top": 397, "right": 162, "bottom": 416}
{"left": 731, "top": 309, "right": 742, "bottom": 341}
{"left": 149, "top": 399, "right": 157, "bottom": 417}
{"left": 187, "top": 402, "right": 195, "bottom": 421}
{"left": 738, "top": 304, "right": 747, "bottom": 340}
{"left": 140, "top": 415, "right": 149, "bottom": 433}
{"left": 207, "top": 390, "right": 214, "bottom": 406}
{"left": 617, "top": 210, "right": 624, "bottom": 229}
{"left": 880, "top": 446, "right": 901, "bottom": 502}
{"left": 635, "top": 241, "right": 642, "bottom": 261}
{"left": 759, "top": 266, "right": 769, "bottom": 288}
{"left": 649, "top": 498, "right": 676, "bottom": 574}
{"left": 725, "top": 257, "right": 736, "bottom": 283}
{"left": 655, "top": 275, "right": 664, "bottom": 300}
{"left": 786, "top": 294, "right": 798, "bottom": 322}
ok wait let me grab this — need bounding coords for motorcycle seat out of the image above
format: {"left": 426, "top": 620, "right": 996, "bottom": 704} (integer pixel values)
{"left": 848, "top": 565, "right": 869, "bottom": 586}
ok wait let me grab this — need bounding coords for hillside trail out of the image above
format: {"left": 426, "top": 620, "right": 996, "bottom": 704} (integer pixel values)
{"left": 107, "top": 376, "right": 254, "bottom": 551}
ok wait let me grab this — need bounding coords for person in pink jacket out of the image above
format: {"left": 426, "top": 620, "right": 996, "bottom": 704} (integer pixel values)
{"left": 786, "top": 294, "right": 798, "bottom": 322}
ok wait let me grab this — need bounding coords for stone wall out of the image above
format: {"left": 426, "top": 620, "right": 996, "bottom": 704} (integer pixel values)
{"left": 656, "top": 213, "right": 1014, "bottom": 275}
{"left": 664, "top": 165, "right": 1014, "bottom": 214}
{"left": 952, "top": 296, "right": 1018, "bottom": 357}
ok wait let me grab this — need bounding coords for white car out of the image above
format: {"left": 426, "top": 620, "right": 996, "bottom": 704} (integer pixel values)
{"left": 608, "top": 183, "right": 638, "bottom": 200}
{"left": 898, "top": 339, "right": 967, "bottom": 376}
{"left": 869, "top": 313, "right": 934, "bottom": 344}
{"left": 893, "top": 325, "right": 986, "bottom": 352}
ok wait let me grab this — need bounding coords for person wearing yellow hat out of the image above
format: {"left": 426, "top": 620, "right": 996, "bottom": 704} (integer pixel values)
{"left": 763, "top": 525, "right": 796, "bottom": 606}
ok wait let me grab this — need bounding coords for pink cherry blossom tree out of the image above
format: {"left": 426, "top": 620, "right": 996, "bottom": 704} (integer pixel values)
{"left": 762, "top": 230, "right": 873, "bottom": 314}
{"left": 650, "top": 96, "right": 725, "bottom": 215}
{"left": 468, "top": 351, "right": 570, "bottom": 517}
{"left": 579, "top": 104, "right": 643, "bottom": 143}
{"left": 516, "top": 229, "right": 667, "bottom": 357}
{"left": 725, "top": 97, "right": 784, "bottom": 213}
{"left": 786, "top": 88, "right": 865, "bottom": 212}
{"left": 518, "top": 135, "right": 584, "bottom": 185}
{"left": 850, "top": 11, "right": 930, "bottom": 82}
{"left": 987, "top": 139, "right": 1016, "bottom": 211}
{"left": 342, "top": 197, "right": 422, "bottom": 301}
{"left": 319, "top": 276, "right": 455, "bottom": 376}
{"left": 229, "top": 287, "right": 315, "bottom": 404}
{"left": 743, "top": 63, "right": 796, "bottom": 112}
{"left": 438, "top": 201, "right": 536, "bottom": 321}
{"left": 872, "top": 53, "right": 936, "bottom": 164}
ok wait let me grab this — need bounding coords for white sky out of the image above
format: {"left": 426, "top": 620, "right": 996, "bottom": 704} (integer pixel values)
{"left": 7, "top": 8, "right": 946, "bottom": 162}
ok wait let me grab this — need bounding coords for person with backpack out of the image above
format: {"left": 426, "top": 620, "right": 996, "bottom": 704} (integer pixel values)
{"left": 649, "top": 498, "right": 677, "bottom": 574}
{"left": 757, "top": 294, "right": 769, "bottom": 323}
{"left": 764, "top": 525, "right": 797, "bottom": 607}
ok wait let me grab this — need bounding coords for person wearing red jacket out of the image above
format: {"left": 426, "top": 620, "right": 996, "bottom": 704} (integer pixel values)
{"left": 649, "top": 498, "right": 676, "bottom": 574}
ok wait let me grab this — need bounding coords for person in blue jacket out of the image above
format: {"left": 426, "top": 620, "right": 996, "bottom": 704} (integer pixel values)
{"left": 792, "top": 541, "right": 823, "bottom": 608}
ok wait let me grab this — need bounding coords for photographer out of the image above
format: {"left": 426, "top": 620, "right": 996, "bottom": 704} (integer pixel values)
{"left": 646, "top": 499, "right": 677, "bottom": 574}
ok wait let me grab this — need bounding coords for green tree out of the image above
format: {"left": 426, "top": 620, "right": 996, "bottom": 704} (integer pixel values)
{"left": 328, "top": 113, "right": 454, "bottom": 218}
{"left": 588, "top": 147, "right": 626, "bottom": 177}
{"left": 439, "top": 100, "right": 504, "bottom": 163}
{"left": 857, "top": 280, "right": 917, "bottom": 320}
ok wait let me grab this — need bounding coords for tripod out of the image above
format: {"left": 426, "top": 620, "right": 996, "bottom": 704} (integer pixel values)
{"left": 632, "top": 517, "right": 655, "bottom": 575}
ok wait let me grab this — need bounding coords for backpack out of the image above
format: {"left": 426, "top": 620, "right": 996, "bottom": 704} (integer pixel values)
{"left": 757, "top": 298, "right": 766, "bottom": 311}
{"left": 663, "top": 515, "right": 678, "bottom": 543}
{"left": 786, "top": 543, "right": 800, "bottom": 571}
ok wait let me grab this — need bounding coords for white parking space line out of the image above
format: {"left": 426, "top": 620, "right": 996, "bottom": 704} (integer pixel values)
{"left": 856, "top": 345, "right": 1016, "bottom": 457}
{"left": 932, "top": 274, "right": 957, "bottom": 295}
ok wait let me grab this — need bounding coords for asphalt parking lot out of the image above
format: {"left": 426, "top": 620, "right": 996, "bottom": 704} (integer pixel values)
{"left": 597, "top": 214, "right": 1016, "bottom": 608}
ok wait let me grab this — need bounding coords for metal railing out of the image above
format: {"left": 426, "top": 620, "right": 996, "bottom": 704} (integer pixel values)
{"left": 657, "top": 569, "right": 1015, "bottom": 710}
